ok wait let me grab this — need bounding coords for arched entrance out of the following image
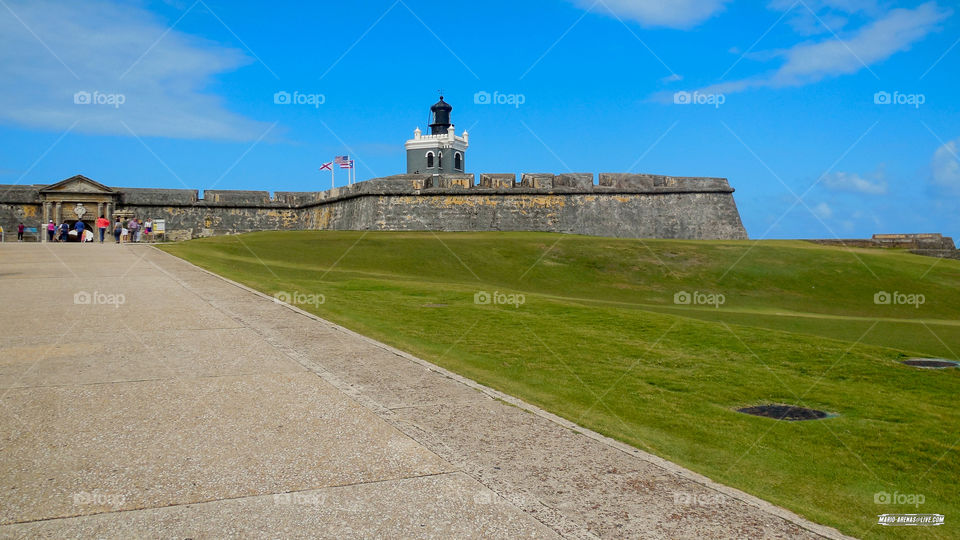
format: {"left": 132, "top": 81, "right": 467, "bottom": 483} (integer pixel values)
{"left": 61, "top": 219, "right": 95, "bottom": 242}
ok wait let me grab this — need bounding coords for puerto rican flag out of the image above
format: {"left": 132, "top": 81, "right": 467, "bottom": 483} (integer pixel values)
{"left": 339, "top": 160, "right": 354, "bottom": 169}
{"left": 318, "top": 162, "right": 333, "bottom": 171}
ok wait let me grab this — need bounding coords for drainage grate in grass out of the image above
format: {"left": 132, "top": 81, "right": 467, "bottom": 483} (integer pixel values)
{"left": 901, "top": 358, "right": 959, "bottom": 369}
{"left": 737, "top": 404, "right": 829, "bottom": 421}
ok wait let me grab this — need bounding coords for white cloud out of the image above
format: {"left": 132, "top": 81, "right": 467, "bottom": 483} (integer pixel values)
{"left": 769, "top": 0, "right": 882, "bottom": 35}
{"left": 578, "top": 0, "right": 732, "bottom": 29}
{"left": 772, "top": 2, "right": 950, "bottom": 86}
{"left": 0, "top": 0, "right": 270, "bottom": 140}
{"left": 692, "top": 2, "right": 951, "bottom": 96}
{"left": 812, "top": 202, "right": 833, "bottom": 219}
{"left": 822, "top": 171, "right": 887, "bottom": 195}
{"left": 769, "top": 0, "right": 879, "bottom": 10}
{"left": 932, "top": 139, "right": 960, "bottom": 193}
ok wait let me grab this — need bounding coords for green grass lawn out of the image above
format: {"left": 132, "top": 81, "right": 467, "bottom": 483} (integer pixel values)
{"left": 159, "top": 231, "right": 960, "bottom": 539}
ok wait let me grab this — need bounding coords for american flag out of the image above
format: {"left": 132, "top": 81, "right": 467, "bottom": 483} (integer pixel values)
{"left": 339, "top": 160, "right": 354, "bottom": 169}
{"left": 334, "top": 155, "right": 349, "bottom": 165}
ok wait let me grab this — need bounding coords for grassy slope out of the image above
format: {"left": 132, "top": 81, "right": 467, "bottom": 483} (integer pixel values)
{"left": 160, "top": 232, "right": 960, "bottom": 539}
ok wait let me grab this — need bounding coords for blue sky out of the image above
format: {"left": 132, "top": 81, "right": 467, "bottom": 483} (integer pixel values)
{"left": 1, "top": 0, "right": 958, "bottom": 240}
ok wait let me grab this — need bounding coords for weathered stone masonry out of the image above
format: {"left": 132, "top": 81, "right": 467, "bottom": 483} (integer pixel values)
{"left": 0, "top": 172, "right": 749, "bottom": 241}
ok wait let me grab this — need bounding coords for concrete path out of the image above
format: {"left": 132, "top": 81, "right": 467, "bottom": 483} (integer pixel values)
{"left": 0, "top": 243, "right": 850, "bottom": 539}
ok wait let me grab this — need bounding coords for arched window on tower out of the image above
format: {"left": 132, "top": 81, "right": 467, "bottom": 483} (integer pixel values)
{"left": 438, "top": 152, "right": 443, "bottom": 169}
{"left": 454, "top": 152, "right": 462, "bottom": 170}
{"left": 426, "top": 152, "right": 434, "bottom": 168}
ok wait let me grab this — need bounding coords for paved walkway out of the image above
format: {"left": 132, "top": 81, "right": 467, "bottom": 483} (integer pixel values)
{"left": 0, "top": 243, "right": 850, "bottom": 539}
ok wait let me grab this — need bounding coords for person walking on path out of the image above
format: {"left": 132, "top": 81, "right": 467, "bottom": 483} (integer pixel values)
{"left": 143, "top": 218, "right": 152, "bottom": 242}
{"left": 74, "top": 220, "right": 85, "bottom": 243}
{"left": 113, "top": 217, "right": 122, "bottom": 244}
{"left": 47, "top": 220, "right": 55, "bottom": 242}
{"left": 127, "top": 218, "right": 139, "bottom": 243}
{"left": 59, "top": 221, "right": 69, "bottom": 243}
{"left": 17, "top": 223, "right": 24, "bottom": 241}
{"left": 96, "top": 215, "right": 110, "bottom": 243}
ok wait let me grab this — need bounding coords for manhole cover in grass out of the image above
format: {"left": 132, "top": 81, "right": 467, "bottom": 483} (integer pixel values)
{"left": 422, "top": 303, "right": 448, "bottom": 308}
{"left": 901, "top": 358, "right": 959, "bottom": 369}
{"left": 737, "top": 405, "right": 828, "bottom": 421}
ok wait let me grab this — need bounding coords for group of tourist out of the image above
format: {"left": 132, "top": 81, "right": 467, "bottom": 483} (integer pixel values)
{"left": 110, "top": 217, "right": 153, "bottom": 244}
{"left": 32, "top": 216, "right": 154, "bottom": 244}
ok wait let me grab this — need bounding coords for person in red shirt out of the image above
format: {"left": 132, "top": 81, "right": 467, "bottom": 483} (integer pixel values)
{"left": 95, "top": 215, "right": 110, "bottom": 243}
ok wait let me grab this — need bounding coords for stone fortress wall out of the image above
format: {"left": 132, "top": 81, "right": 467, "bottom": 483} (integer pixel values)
{"left": 808, "top": 233, "right": 959, "bottom": 259}
{"left": 0, "top": 172, "right": 749, "bottom": 241}
{"left": 0, "top": 186, "right": 45, "bottom": 239}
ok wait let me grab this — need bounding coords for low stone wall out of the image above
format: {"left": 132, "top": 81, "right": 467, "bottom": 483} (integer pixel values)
{"left": 118, "top": 205, "right": 301, "bottom": 241}
{"left": 112, "top": 189, "right": 306, "bottom": 240}
{"left": 808, "top": 234, "right": 957, "bottom": 251}
{"left": 805, "top": 236, "right": 960, "bottom": 260}
{"left": 872, "top": 233, "right": 956, "bottom": 250}
{"left": 910, "top": 249, "right": 960, "bottom": 260}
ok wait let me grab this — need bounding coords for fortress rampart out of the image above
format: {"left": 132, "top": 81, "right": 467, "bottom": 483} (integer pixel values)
{"left": 1, "top": 172, "right": 749, "bottom": 241}
{"left": 807, "top": 233, "right": 959, "bottom": 259}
